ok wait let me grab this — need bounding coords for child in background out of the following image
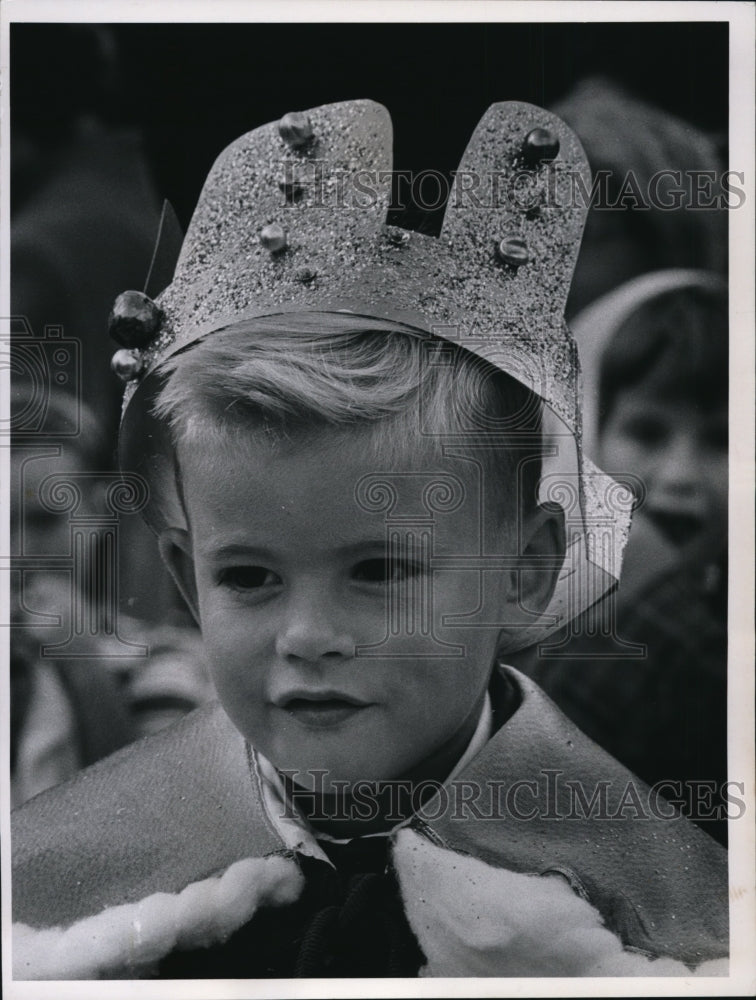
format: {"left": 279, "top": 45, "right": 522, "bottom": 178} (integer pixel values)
{"left": 595, "top": 275, "right": 726, "bottom": 555}
{"left": 12, "top": 102, "right": 729, "bottom": 980}
{"left": 10, "top": 386, "right": 213, "bottom": 806}
{"left": 520, "top": 272, "right": 728, "bottom": 841}
{"left": 9, "top": 389, "right": 135, "bottom": 806}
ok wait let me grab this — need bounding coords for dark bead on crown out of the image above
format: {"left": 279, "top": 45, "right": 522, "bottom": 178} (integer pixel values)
{"left": 521, "top": 128, "right": 560, "bottom": 167}
{"left": 260, "top": 223, "right": 288, "bottom": 253}
{"left": 278, "top": 111, "right": 314, "bottom": 149}
{"left": 111, "top": 349, "right": 144, "bottom": 382}
{"left": 495, "top": 236, "right": 529, "bottom": 268}
{"left": 384, "top": 226, "right": 411, "bottom": 247}
{"left": 278, "top": 177, "right": 305, "bottom": 202}
{"left": 294, "top": 266, "right": 317, "bottom": 284}
{"left": 108, "top": 291, "right": 163, "bottom": 349}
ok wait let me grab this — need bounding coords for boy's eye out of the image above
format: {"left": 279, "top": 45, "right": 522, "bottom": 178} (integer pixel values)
{"left": 353, "top": 557, "right": 424, "bottom": 585}
{"left": 219, "top": 566, "right": 281, "bottom": 590}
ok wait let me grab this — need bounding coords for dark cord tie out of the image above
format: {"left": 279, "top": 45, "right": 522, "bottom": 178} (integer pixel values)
{"left": 292, "top": 849, "right": 424, "bottom": 977}
{"left": 156, "top": 843, "right": 424, "bottom": 978}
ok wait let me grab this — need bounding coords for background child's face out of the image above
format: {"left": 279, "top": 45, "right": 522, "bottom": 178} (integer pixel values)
{"left": 599, "top": 386, "right": 728, "bottom": 547}
{"left": 166, "top": 428, "right": 526, "bottom": 790}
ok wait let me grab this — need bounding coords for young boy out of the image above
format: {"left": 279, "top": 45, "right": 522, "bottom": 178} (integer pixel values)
{"left": 11, "top": 100, "right": 728, "bottom": 980}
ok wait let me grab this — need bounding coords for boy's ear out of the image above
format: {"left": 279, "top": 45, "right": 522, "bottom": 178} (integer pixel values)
{"left": 158, "top": 528, "right": 200, "bottom": 624}
{"left": 505, "top": 504, "right": 566, "bottom": 622}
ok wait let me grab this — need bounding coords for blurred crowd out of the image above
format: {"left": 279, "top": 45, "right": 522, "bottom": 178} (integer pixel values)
{"left": 10, "top": 26, "right": 212, "bottom": 809}
{"left": 10, "top": 28, "right": 728, "bottom": 844}
{"left": 510, "top": 79, "right": 728, "bottom": 843}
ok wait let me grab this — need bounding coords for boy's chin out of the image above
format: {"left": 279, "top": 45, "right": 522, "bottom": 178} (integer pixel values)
{"left": 270, "top": 750, "right": 406, "bottom": 792}
{"left": 263, "top": 729, "right": 425, "bottom": 789}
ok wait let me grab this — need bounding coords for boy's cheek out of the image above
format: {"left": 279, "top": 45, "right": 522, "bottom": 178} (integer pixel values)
{"left": 199, "top": 613, "right": 271, "bottom": 694}
{"left": 431, "top": 570, "right": 509, "bottom": 624}
{"left": 196, "top": 587, "right": 261, "bottom": 641}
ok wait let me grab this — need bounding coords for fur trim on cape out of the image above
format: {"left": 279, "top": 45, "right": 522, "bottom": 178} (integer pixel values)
{"left": 392, "top": 829, "right": 728, "bottom": 977}
{"left": 13, "top": 854, "right": 304, "bottom": 980}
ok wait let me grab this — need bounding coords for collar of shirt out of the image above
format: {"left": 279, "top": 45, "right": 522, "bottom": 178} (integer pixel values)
{"left": 252, "top": 692, "right": 493, "bottom": 865}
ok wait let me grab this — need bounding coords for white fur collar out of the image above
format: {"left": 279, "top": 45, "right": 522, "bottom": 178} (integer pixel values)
{"left": 392, "top": 828, "right": 728, "bottom": 977}
{"left": 13, "top": 854, "right": 303, "bottom": 980}
{"left": 14, "top": 829, "right": 729, "bottom": 980}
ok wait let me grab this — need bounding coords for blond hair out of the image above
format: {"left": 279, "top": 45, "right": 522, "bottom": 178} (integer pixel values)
{"left": 154, "top": 313, "right": 543, "bottom": 515}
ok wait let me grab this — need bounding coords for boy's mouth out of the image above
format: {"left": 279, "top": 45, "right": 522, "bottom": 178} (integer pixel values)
{"left": 276, "top": 691, "right": 373, "bottom": 728}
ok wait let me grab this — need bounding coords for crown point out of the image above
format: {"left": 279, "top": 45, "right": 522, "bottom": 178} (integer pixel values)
{"left": 111, "top": 348, "right": 144, "bottom": 382}
{"left": 521, "top": 127, "right": 560, "bottom": 166}
{"left": 278, "top": 111, "right": 314, "bottom": 149}
{"left": 495, "top": 236, "right": 529, "bottom": 268}
{"left": 260, "top": 223, "right": 287, "bottom": 253}
{"left": 109, "top": 291, "right": 162, "bottom": 349}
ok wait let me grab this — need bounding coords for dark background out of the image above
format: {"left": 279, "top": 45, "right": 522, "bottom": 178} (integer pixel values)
{"left": 11, "top": 21, "right": 729, "bottom": 228}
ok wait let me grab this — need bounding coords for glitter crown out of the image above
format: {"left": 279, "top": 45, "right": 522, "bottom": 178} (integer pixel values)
{"left": 114, "top": 99, "right": 634, "bottom": 646}
{"left": 119, "top": 100, "right": 588, "bottom": 431}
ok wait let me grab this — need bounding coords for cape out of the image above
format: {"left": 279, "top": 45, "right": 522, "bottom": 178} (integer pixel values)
{"left": 12, "top": 666, "right": 728, "bottom": 979}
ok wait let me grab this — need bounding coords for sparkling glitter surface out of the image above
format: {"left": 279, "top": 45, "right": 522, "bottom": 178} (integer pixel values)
{"left": 132, "top": 99, "right": 588, "bottom": 437}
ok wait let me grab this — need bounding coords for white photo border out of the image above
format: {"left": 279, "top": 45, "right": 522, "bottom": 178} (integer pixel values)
{"left": 1, "top": 2, "right": 753, "bottom": 998}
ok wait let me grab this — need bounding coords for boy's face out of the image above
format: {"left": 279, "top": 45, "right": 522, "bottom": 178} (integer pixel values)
{"left": 599, "top": 387, "right": 728, "bottom": 548}
{"left": 164, "top": 428, "right": 537, "bottom": 789}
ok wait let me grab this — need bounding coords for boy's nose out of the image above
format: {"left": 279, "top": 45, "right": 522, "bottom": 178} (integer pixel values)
{"left": 275, "top": 592, "right": 354, "bottom": 664}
